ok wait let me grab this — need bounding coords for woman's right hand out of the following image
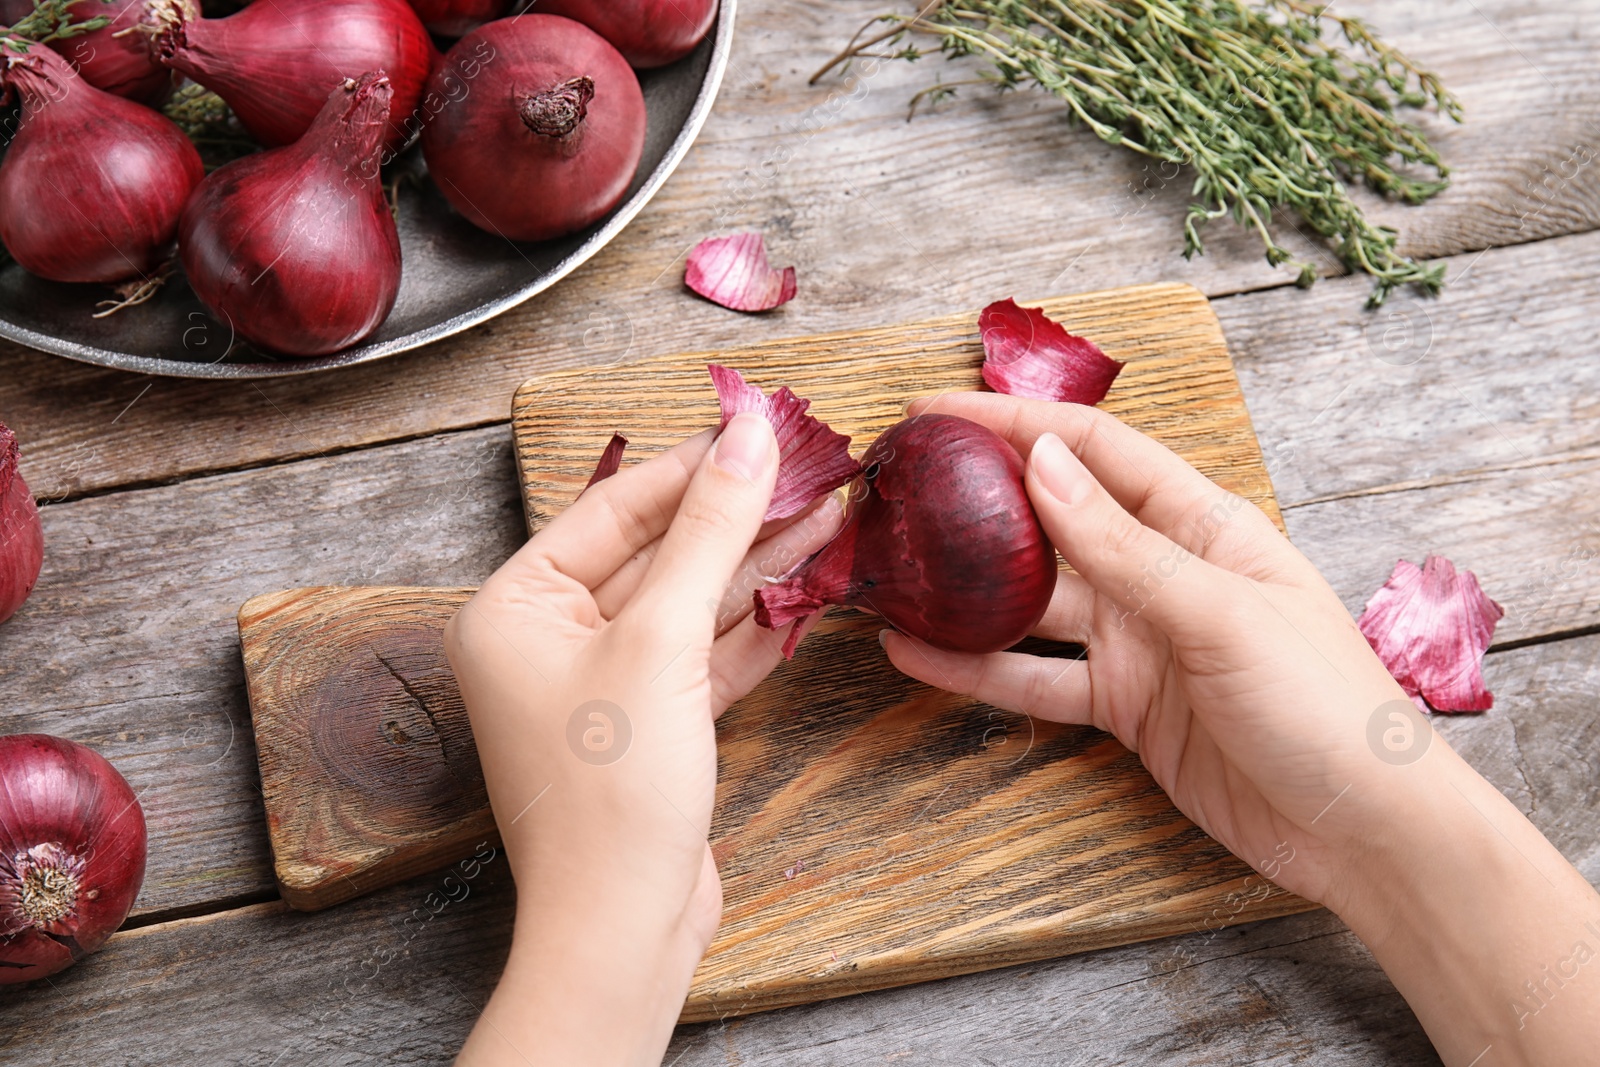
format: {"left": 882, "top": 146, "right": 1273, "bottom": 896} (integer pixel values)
{"left": 880, "top": 392, "right": 1459, "bottom": 917}
{"left": 883, "top": 392, "right": 1600, "bottom": 1067}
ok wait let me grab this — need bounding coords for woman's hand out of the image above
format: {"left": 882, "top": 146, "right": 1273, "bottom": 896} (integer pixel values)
{"left": 881, "top": 391, "right": 1411, "bottom": 911}
{"left": 883, "top": 392, "right": 1600, "bottom": 1067}
{"left": 444, "top": 413, "right": 840, "bottom": 1067}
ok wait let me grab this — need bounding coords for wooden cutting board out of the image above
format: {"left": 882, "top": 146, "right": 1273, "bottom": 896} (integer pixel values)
{"left": 239, "top": 281, "right": 1314, "bottom": 1022}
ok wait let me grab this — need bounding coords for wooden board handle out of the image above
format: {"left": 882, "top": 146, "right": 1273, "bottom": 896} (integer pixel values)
{"left": 239, "top": 586, "right": 491, "bottom": 910}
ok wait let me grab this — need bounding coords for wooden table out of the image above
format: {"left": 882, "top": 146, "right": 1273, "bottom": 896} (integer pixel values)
{"left": 1, "top": 1, "right": 1596, "bottom": 1062}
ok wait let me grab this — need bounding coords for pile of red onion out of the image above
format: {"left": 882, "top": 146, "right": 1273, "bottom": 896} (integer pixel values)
{"left": 0, "top": 0, "right": 721, "bottom": 357}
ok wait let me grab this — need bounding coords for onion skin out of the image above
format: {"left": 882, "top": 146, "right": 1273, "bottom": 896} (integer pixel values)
{"left": 406, "top": 0, "right": 509, "bottom": 37}
{"left": 158, "top": 0, "right": 436, "bottom": 151}
{"left": 756, "top": 414, "right": 1057, "bottom": 655}
{"left": 0, "top": 735, "right": 147, "bottom": 985}
{"left": 0, "top": 423, "right": 43, "bottom": 626}
{"left": 0, "top": 44, "right": 202, "bottom": 284}
{"left": 51, "top": 0, "right": 198, "bottom": 105}
{"left": 179, "top": 73, "right": 402, "bottom": 357}
{"left": 420, "top": 16, "right": 646, "bottom": 242}
{"left": 536, "top": 0, "right": 718, "bottom": 69}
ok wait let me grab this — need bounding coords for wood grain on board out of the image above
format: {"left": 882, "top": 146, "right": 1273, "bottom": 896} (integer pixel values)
{"left": 3, "top": 0, "right": 1597, "bottom": 502}
{"left": 241, "top": 282, "right": 1318, "bottom": 1018}
{"left": 239, "top": 587, "right": 484, "bottom": 909}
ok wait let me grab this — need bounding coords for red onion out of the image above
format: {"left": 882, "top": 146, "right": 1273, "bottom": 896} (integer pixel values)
{"left": 420, "top": 15, "right": 646, "bottom": 242}
{"left": 756, "top": 414, "right": 1057, "bottom": 656}
{"left": 0, "top": 734, "right": 147, "bottom": 985}
{"left": 179, "top": 72, "right": 401, "bottom": 357}
{"left": 50, "top": 0, "right": 197, "bottom": 104}
{"left": 536, "top": 0, "right": 717, "bottom": 69}
{"left": 0, "top": 42, "right": 202, "bottom": 284}
{"left": 0, "top": 422, "right": 43, "bottom": 626}
{"left": 405, "top": 0, "right": 508, "bottom": 37}
{"left": 157, "top": 0, "right": 435, "bottom": 151}
{"left": 0, "top": 0, "right": 34, "bottom": 24}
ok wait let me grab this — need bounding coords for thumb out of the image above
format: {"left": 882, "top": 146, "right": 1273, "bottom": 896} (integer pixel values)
{"left": 1026, "top": 432, "right": 1233, "bottom": 638}
{"left": 626, "top": 412, "right": 779, "bottom": 630}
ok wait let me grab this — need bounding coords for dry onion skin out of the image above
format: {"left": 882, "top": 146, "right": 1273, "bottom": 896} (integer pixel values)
{"left": 685, "top": 233, "right": 797, "bottom": 313}
{"left": 1359, "top": 555, "right": 1505, "bottom": 713}
{"left": 709, "top": 365, "right": 859, "bottom": 522}
{"left": 979, "top": 298, "right": 1124, "bottom": 405}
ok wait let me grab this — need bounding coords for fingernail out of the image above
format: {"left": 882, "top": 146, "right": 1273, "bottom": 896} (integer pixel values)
{"left": 878, "top": 629, "right": 890, "bottom": 649}
{"left": 1031, "top": 433, "right": 1093, "bottom": 505}
{"left": 715, "top": 412, "right": 774, "bottom": 482}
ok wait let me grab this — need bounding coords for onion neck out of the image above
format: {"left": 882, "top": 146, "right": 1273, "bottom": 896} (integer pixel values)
{"left": 519, "top": 76, "right": 595, "bottom": 138}
{"left": 0, "top": 425, "right": 17, "bottom": 504}
{"left": 129, "top": 0, "right": 191, "bottom": 53}
{"left": 300, "top": 73, "right": 393, "bottom": 186}
{"left": 152, "top": 4, "right": 212, "bottom": 79}
{"left": 1, "top": 41, "right": 78, "bottom": 112}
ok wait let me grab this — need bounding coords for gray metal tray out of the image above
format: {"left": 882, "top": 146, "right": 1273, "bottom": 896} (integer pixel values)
{"left": 0, "top": 3, "right": 734, "bottom": 378}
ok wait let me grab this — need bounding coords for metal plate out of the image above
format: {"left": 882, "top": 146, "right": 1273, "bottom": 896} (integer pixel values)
{"left": 0, "top": 4, "right": 735, "bottom": 379}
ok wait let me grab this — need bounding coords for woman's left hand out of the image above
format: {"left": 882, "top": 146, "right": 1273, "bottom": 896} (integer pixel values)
{"left": 445, "top": 413, "right": 840, "bottom": 1066}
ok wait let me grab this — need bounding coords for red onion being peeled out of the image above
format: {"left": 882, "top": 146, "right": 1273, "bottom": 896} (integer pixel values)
{"left": 405, "top": 0, "right": 508, "bottom": 37}
{"left": 0, "top": 41, "right": 202, "bottom": 284}
{"left": 51, "top": 0, "right": 198, "bottom": 104}
{"left": 420, "top": 16, "right": 646, "bottom": 242}
{"left": 180, "top": 72, "right": 401, "bottom": 358}
{"left": 536, "top": 0, "right": 717, "bottom": 69}
{"left": 157, "top": 0, "right": 435, "bottom": 151}
{"left": 756, "top": 414, "right": 1057, "bottom": 655}
{"left": 0, "top": 734, "right": 147, "bottom": 985}
{"left": 0, "top": 423, "right": 43, "bottom": 626}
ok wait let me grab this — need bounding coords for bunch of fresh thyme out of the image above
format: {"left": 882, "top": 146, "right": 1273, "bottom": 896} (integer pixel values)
{"left": 1, "top": 1, "right": 107, "bottom": 52}
{"left": 815, "top": 0, "right": 1461, "bottom": 305}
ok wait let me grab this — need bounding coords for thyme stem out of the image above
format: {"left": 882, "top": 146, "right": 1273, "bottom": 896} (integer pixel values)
{"left": 820, "top": 0, "right": 1460, "bottom": 305}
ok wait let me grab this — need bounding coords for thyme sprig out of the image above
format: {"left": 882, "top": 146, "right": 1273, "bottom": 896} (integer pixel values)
{"left": 162, "top": 81, "right": 257, "bottom": 163}
{"left": 816, "top": 0, "right": 1461, "bottom": 305}
{"left": 2, "top": 1, "right": 109, "bottom": 52}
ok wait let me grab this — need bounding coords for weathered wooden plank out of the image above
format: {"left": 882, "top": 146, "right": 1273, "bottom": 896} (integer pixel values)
{"left": 1223, "top": 229, "right": 1600, "bottom": 509}
{"left": 1286, "top": 457, "right": 1600, "bottom": 650}
{"left": 3, "top": 0, "right": 1597, "bottom": 499}
{"left": 2, "top": 632, "right": 1593, "bottom": 1065}
{"left": 0, "top": 427, "right": 527, "bottom": 918}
